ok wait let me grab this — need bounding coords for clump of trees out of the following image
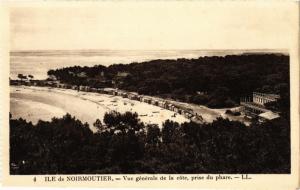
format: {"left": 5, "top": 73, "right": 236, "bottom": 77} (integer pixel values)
{"left": 48, "top": 53, "right": 289, "bottom": 108}
{"left": 10, "top": 110, "right": 290, "bottom": 174}
{"left": 17, "top": 74, "right": 27, "bottom": 81}
{"left": 16, "top": 74, "right": 34, "bottom": 81}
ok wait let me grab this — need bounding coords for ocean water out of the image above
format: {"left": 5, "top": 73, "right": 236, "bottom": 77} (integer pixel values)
{"left": 10, "top": 49, "right": 261, "bottom": 80}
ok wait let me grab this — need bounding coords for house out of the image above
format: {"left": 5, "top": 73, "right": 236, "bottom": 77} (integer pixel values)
{"left": 117, "top": 72, "right": 130, "bottom": 77}
{"left": 173, "top": 106, "right": 179, "bottom": 113}
{"left": 90, "top": 88, "right": 98, "bottom": 92}
{"left": 121, "top": 92, "right": 128, "bottom": 98}
{"left": 57, "top": 83, "right": 66, "bottom": 88}
{"left": 151, "top": 100, "right": 159, "bottom": 106}
{"left": 48, "top": 74, "right": 57, "bottom": 81}
{"left": 71, "top": 85, "right": 78, "bottom": 90}
{"left": 142, "top": 97, "right": 152, "bottom": 104}
{"left": 65, "top": 84, "right": 72, "bottom": 89}
{"left": 252, "top": 92, "right": 280, "bottom": 105}
{"left": 77, "top": 72, "right": 87, "bottom": 78}
{"left": 128, "top": 92, "right": 139, "bottom": 100}
{"left": 97, "top": 88, "right": 105, "bottom": 93}
{"left": 79, "top": 85, "right": 90, "bottom": 91}
{"left": 158, "top": 100, "right": 167, "bottom": 108}
{"left": 103, "top": 88, "right": 116, "bottom": 95}
{"left": 240, "top": 92, "right": 280, "bottom": 121}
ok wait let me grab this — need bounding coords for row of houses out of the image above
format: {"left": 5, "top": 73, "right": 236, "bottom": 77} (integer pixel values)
{"left": 56, "top": 84, "right": 202, "bottom": 121}
{"left": 99, "top": 88, "right": 202, "bottom": 121}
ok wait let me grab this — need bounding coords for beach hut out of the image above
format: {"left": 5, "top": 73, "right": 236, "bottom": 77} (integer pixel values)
{"left": 71, "top": 85, "right": 78, "bottom": 90}
{"left": 90, "top": 88, "right": 97, "bottom": 92}
{"left": 138, "top": 95, "right": 143, "bottom": 102}
{"left": 65, "top": 84, "right": 72, "bottom": 89}
{"left": 117, "top": 91, "right": 123, "bottom": 96}
{"left": 97, "top": 88, "right": 104, "bottom": 93}
{"left": 173, "top": 107, "right": 179, "bottom": 113}
{"left": 103, "top": 88, "right": 115, "bottom": 95}
{"left": 121, "top": 92, "right": 128, "bottom": 98}
{"left": 151, "top": 99, "right": 157, "bottom": 105}
{"left": 128, "top": 92, "right": 139, "bottom": 100}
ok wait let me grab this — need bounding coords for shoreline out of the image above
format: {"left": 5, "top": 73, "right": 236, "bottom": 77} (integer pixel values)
{"left": 10, "top": 85, "right": 250, "bottom": 130}
{"left": 10, "top": 86, "right": 191, "bottom": 132}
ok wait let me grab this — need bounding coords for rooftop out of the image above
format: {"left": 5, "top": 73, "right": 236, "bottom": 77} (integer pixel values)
{"left": 259, "top": 111, "right": 280, "bottom": 120}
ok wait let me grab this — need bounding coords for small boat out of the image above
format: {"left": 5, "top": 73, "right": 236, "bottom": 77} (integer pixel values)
{"left": 152, "top": 111, "right": 159, "bottom": 113}
{"left": 139, "top": 114, "right": 148, "bottom": 117}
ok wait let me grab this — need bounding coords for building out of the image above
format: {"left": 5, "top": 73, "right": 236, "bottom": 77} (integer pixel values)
{"left": 77, "top": 72, "right": 87, "bottom": 78}
{"left": 128, "top": 92, "right": 139, "bottom": 100}
{"left": 158, "top": 100, "right": 167, "bottom": 108}
{"left": 71, "top": 85, "right": 78, "bottom": 90}
{"left": 103, "top": 88, "right": 116, "bottom": 95}
{"left": 141, "top": 96, "right": 152, "bottom": 104}
{"left": 240, "top": 92, "right": 280, "bottom": 121}
{"left": 252, "top": 92, "right": 280, "bottom": 105}
{"left": 79, "top": 85, "right": 90, "bottom": 92}
{"left": 117, "top": 72, "right": 130, "bottom": 77}
{"left": 90, "top": 88, "right": 98, "bottom": 92}
{"left": 258, "top": 111, "right": 280, "bottom": 122}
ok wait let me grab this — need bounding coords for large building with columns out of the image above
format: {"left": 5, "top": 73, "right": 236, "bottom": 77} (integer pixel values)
{"left": 252, "top": 92, "right": 280, "bottom": 105}
{"left": 240, "top": 92, "right": 280, "bottom": 121}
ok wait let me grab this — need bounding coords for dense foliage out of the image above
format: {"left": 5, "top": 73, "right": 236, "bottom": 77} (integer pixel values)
{"left": 48, "top": 53, "right": 289, "bottom": 108}
{"left": 10, "top": 111, "right": 290, "bottom": 174}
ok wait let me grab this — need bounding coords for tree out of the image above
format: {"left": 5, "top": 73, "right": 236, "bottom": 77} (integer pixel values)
{"left": 17, "top": 74, "right": 27, "bottom": 81}
{"left": 28, "top": 75, "right": 34, "bottom": 81}
{"left": 146, "top": 124, "right": 161, "bottom": 144}
{"left": 162, "top": 120, "right": 180, "bottom": 143}
{"left": 93, "top": 119, "right": 104, "bottom": 133}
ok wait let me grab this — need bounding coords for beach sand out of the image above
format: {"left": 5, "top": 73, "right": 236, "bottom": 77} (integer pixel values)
{"left": 10, "top": 86, "right": 190, "bottom": 132}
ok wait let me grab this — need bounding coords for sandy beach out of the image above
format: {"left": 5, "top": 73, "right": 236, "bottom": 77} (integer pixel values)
{"left": 10, "top": 86, "right": 190, "bottom": 132}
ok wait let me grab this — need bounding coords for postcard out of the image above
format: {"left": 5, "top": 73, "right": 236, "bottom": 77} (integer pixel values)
{"left": 0, "top": 1, "right": 299, "bottom": 189}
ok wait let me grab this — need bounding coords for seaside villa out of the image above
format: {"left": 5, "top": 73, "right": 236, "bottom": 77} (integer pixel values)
{"left": 240, "top": 92, "right": 280, "bottom": 122}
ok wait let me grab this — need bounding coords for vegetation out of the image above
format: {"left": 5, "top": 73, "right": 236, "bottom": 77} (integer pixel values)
{"left": 10, "top": 110, "right": 290, "bottom": 174}
{"left": 47, "top": 53, "right": 289, "bottom": 108}
{"left": 11, "top": 53, "right": 290, "bottom": 174}
{"left": 17, "top": 74, "right": 27, "bottom": 81}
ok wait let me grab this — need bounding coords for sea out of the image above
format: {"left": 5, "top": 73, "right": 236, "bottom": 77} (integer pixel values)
{"left": 9, "top": 49, "right": 277, "bottom": 80}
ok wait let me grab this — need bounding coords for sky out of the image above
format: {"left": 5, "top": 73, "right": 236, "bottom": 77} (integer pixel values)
{"left": 9, "top": 1, "right": 297, "bottom": 51}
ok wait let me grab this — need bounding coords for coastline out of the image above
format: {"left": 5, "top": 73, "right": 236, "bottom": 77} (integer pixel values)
{"left": 10, "top": 86, "right": 190, "bottom": 132}
{"left": 10, "top": 85, "right": 250, "bottom": 133}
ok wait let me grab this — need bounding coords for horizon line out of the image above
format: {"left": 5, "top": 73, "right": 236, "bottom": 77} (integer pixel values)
{"left": 10, "top": 48, "right": 289, "bottom": 53}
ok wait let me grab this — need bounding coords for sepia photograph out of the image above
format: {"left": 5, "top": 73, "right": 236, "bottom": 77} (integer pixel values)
{"left": 9, "top": 49, "right": 291, "bottom": 174}
{"left": 1, "top": 1, "right": 299, "bottom": 189}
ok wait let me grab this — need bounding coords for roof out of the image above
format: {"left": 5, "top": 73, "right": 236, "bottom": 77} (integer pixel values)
{"left": 253, "top": 92, "right": 280, "bottom": 99}
{"left": 241, "top": 102, "right": 270, "bottom": 113}
{"left": 103, "top": 88, "right": 116, "bottom": 91}
{"left": 258, "top": 111, "right": 280, "bottom": 120}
